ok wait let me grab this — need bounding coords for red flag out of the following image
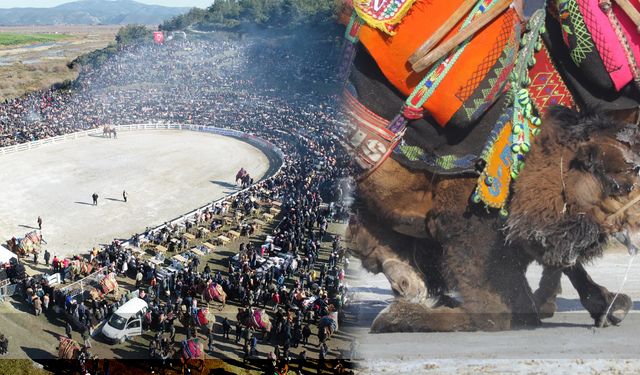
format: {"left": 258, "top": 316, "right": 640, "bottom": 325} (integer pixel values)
{"left": 153, "top": 31, "right": 164, "bottom": 45}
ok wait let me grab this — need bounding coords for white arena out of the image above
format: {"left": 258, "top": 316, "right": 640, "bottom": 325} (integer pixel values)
{"left": 0, "top": 128, "right": 273, "bottom": 257}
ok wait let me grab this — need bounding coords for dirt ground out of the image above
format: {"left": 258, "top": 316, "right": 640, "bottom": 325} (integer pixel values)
{"left": 0, "top": 25, "right": 119, "bottom": 100}
{"left": 347, "top": 248, "right": 640, "bottom": 374}
{"left": 0, "top": 130, "right": 269, "bottom": 258}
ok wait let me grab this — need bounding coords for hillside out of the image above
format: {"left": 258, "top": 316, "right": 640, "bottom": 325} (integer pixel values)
{"left": 0, "top": 0, "right": 191, "bottom": 26}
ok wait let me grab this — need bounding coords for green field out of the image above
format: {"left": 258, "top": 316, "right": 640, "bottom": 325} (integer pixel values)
{"left": 0, "top": 32, "right": 71, "bottom": 46}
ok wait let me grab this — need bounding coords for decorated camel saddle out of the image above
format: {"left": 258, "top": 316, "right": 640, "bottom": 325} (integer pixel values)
{"left": 203, "top": 282, "right": 226, "bottom": 302}
{"left": 193, "top": 307, "right": 211, "bottom": 327}
{"left": 8, "top": 231, "right": 43, "bottom": 256}
{"left": 318, "top": 310, "right": 339, "bottom": 338}
{"left": 89, "top": 272, "right": 119, "bottom": 300}
{"left": 340, "top": 0, "right": 640, "bottom": 213}
{"left": 238, "top": 307, "right": 272, "bottom": 331}
{"left": 69, "top": 259, "right": 94, "bottom": 276}
{"left": 58, "top": 337, "right": 81, "bottom": 359}
{"left": 181, "top": 338, "right": 204, "bottom": 360}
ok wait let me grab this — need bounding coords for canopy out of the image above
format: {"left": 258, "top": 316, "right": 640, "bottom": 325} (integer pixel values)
{"left": 0, "top": 246, "right": 17, "bottom": 265}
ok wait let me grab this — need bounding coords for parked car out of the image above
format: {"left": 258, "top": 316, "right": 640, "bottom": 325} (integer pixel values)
{"left": 101, "top": 297, "right": 147, "bottom": 343}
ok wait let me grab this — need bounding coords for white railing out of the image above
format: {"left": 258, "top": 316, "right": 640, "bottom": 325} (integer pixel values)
{"left": 0, "top": 127, "right": 102, "bottom": 155}
{"left": 0, "top": 123, "right": 286, "bottom": 161}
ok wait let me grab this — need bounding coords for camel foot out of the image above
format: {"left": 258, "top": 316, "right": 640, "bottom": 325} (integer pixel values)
{"left": 370, "top": 299, "right": 472, "bottom": 333}
{"left": 594, "top": 293, "right": 632, "bottom": 327}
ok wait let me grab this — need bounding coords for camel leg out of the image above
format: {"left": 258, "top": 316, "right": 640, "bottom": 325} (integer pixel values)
{"left": 370, "top": 231, "right": 514, "bottom": 332}
{"left": 347, "top": 215, "right": 429, "bottom": 302}
{"left": 426, "top": 212, "right": 539, "bottom": 331}
{"left": 563, "top": 263, "right": 632, "bottom": 326}
{"left": 532, "top": 266, "right": 563, "bottom": 319}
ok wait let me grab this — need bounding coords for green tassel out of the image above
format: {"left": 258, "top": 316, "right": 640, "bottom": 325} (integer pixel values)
{"left": 499, "top": 207, "right": 509, "bottom": 218}
{"left": 471, "top": 192, "right": 481, "bottom": 204}
{"left": 535, "top": 41, "right": 543, "bottom": 52}
{"left": 513, "top": 124, "right": 523, "bottom": 134}
{"left": 530, "top": 116, "right": 541, "bottom": 126}
{"left": 518, "top": 161, "right": 526, "bottom": 171}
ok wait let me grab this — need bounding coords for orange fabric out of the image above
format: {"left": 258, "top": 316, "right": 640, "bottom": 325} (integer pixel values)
{"left": 359, "top": 0, "right": 518, "bottom": 126}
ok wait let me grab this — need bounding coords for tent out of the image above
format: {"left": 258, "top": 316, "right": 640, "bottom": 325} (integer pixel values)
{"left": 0, "top": 246, "right": 17, "bottom": 265}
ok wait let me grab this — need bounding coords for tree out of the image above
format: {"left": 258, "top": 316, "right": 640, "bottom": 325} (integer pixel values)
{"left": 159, "top": 0, "right": 335, "bottom": 32}
{"left": 115, "top": 25, "right": 153, "bottom": 45}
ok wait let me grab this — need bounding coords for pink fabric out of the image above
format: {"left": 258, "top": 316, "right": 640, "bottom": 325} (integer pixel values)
{"left": 615, "top": 0, "right": 640, "bottom": 77}
{"left": 253, "top": 310, "right": 265, "bottom": 329}
{"left": 578, "top": 0, "right": 640, "bottom": 91}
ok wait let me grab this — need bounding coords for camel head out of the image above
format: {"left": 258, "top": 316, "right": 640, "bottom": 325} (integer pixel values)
{"left": 507, "top": 106, "right": 640, "bottom": 267}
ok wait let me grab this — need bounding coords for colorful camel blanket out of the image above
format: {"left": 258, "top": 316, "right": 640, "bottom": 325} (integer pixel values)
{"left": 18, "top": 231, "right": 42, "bottom": 254}
{"left": 349, "top": 0, "right": 520, "bottom": 129}
{"left": 70, "top": 260, "right": 93, "bottom": 275}
{"left": 251, "top": 309, "right": 271, "bottom": 331}
{"left": 204, "top": 283, "right": 225, "bottom": 301}
{"left": 100, "top": 273, "right": 118, "bottom": 294}
{"left": 552, "top": 0, "right": 640, "bottom": 91}
{"left": 318, "top": 312, "right": 339, "bottom": 336}
{"left": 181, "top": 338, "right": 202, "bottom": 359}
{"left": 353, "top": 0, "right": 418, "bottom": 35}
{"left": 194, "top": 308, "right": 209, "bottom": 327}
{"left": 58, "top": 337, "right": 80, "bottom": 359}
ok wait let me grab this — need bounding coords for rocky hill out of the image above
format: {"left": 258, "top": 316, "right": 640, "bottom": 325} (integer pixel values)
{"left": 0, "top": 0, "right": 191, "bottom": 26}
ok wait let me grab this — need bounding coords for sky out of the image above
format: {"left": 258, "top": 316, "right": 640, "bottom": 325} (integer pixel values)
{"left": 0, "top": 0, "right": 212, "bottom": 8}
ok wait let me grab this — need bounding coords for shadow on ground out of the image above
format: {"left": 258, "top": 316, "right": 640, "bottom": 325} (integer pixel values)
{"left": 210, "top": 180, "right": 237, "bottom": 190}
{"left": 18, "top": 224, "right": 39, "bottom": 230}
{"left": 20, "top": 346, "right": 55, "bottom": 359}
{"left": 74, "top": 201, "right": 94, "bottom": 206}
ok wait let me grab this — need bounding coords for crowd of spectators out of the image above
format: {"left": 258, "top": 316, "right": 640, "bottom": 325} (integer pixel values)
{"left": 6, "top": 32, "right": 355, "bottom": 372}
{"left": 0, "top": 35, "right": 343, "bottom": 148}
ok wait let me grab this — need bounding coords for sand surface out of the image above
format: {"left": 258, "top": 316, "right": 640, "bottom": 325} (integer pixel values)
{"left": 0, "top": 129, "right": 270, "bottom": 257}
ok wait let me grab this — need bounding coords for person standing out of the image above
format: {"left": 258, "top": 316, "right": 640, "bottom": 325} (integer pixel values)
{"left": 37, "top": 216, "right": 42, "bottom": 230}
{"left": 169, "top": 321, "right": 176, "bottom": 343}
{"left": 135, "top": 269, "right": 143, "bottom": 288}
{"left": 33, "top": 251, "right": 38, "bottom": 265}
{"left": 222, "top": 317, "right": 231, "bottom": 339}
{"left": 65, "top": 321, "right": 73, "bottom": 339}
{"left": 207, "top": 329, "right": 215, "bottom": 353}
{"left": 33, "top": 296, "right": 42, "bottom": 316}
{"left": 123, "top": 190, "right": 128, "bottom": 203}
{"left": 42, "top": 293, "right": 50, "bottom": 311}
{"left": 299, "top": 350, "right": 308, "bottom": 373}
{"left": 302, "top": 323, "right": 311, "bottom": 346}
{"left": 317, "top": 342, "right": 328, "bottom": 374}
{"left": 81, "top": 326, "right": 92, "bottom": 349}
{"left": 92, "top": 193, "right": 99, "bottom": 206}
{"left": 235, "top": 321, "right": 242, "bottom": 343}
{"left": 43, "top": 249, "right": 50, "bottom": 267}
{"left": 249, "top": 334, "right": 257, "bottom": 357}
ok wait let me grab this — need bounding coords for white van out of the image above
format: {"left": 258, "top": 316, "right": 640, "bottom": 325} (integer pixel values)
{"left": 101, "top": 297, "right": 148, "bottom": 343}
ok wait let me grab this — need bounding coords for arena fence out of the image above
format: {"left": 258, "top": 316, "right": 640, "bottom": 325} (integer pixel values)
{"left": 0, "top": 123, "right": 287, "bottom": 252}
{"left": 0, "top": 123, "right": 285, "bottom": 161}
{"left": 59, "top": 266, "right": 106, "bottom": 297}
